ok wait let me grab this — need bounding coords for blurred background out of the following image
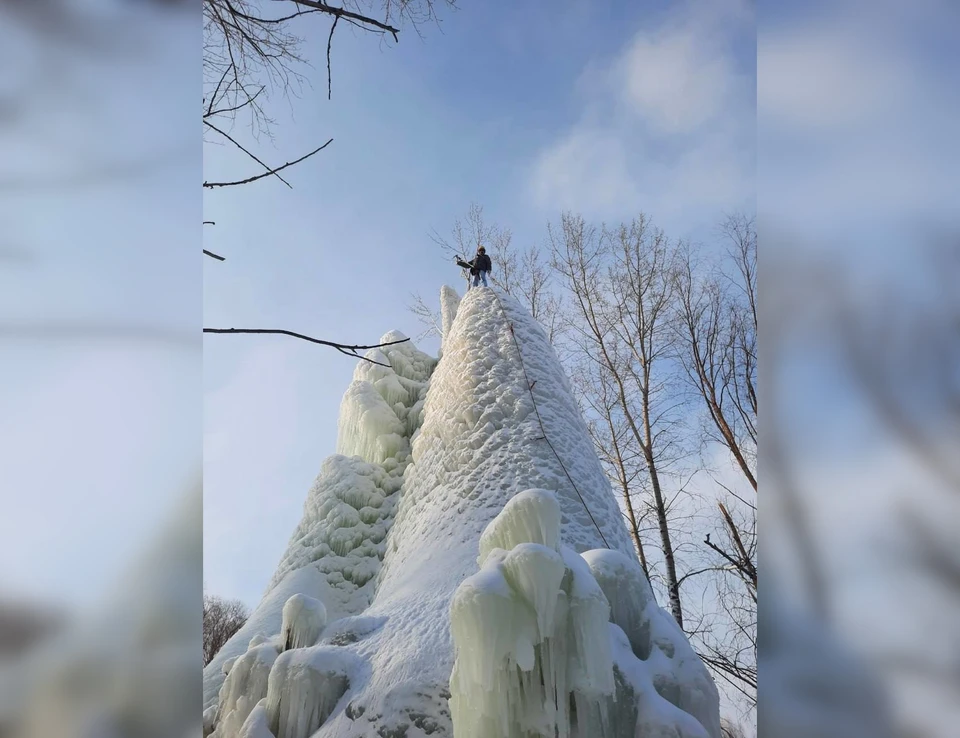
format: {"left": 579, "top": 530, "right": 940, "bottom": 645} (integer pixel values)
{"left": 759, "top": 1, "right": 959, "bottom": 737}
{"left": 0, "top": 0, "right": 956, "bottom": 736}
{"left": 0, "top": 0, "right": 200, "bottom": 736}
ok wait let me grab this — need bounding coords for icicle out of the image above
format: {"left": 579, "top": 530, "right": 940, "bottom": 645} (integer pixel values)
{"left": 450, "top": 493, "right": 615, "bottom": 738}
{"left": 265, "top": 648, "right": 351, "bottom": 738}
{"left": 212, "top": 643, "right": 280, "bottom": 738}
{"left": 237, "top": 701, "right": 275, "bottom": 738}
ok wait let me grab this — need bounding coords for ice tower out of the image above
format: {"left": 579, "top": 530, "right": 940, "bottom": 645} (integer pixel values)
{"left": 202, "top": 287, "right": 721, "bottom": 738}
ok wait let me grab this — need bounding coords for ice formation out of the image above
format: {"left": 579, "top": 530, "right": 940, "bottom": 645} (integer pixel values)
{"left": 584, "top": 549, "right": 722, "bottom": 738}
{"left": 211, "top": 643, "right": 280, "bottom": 738}
{"left": 237, "top": 703, "right": 274, "bottom": 738}
{"left": 450, "top": 490, "right": 616, "bottom": 738}
{"left": 203, "top": 287, "right": 721, "bottom": 738}
{"left": 439, "top": 284, "right": 461, "bottom": 352}
{"left": 477, "top": 488, "right": 562, "bottom": 565}
{"left": 280, "top": 594, "right": 327, "bottom": 651}
{"left": 265, "top": 648, "right": 353, "bottom": 738}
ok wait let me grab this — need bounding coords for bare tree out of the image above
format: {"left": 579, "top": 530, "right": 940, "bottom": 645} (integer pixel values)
{"left": 549, "top": 212, "right": 687, "bottom": 627}
{"left": 572, "top": 357, "right": 651, "bottom": 578}
{"left": 720, "top": 718, "right": 749, "bottom": 738}
{"left": 203, "top": 594, "right": 250, "bottom": 666}
{"left": 673, "top": 217, "right": 757, "bottom": 492}
{"left": 833, "top": 238, "right": 960, "bottom": 722}
{"left": 673, "top": 214, "right": 758, "bottom": 707}
{"left": 406, "top": 293, "right": 444, "bottom": 342}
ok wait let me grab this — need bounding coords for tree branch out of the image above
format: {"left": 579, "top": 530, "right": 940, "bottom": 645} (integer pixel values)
{"left": 203, "top": 119, "right": 294, "bottom": 188}
{"left": 203, "top": 138, "right": 333, "bottom": 189}
{"left": 326, "top": 14, "right": 338, "bottom": 100}
{"left": 203, "top": 328, "right": 409, "bottom": 366}
{"left": 290, "top": 0, "right": 400, "bottom": 41}
{"left": 204, "top": 249, "right": 226, "bottom": 261}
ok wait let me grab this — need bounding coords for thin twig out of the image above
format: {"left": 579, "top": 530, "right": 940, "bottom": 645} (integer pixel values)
{"left": 203, "top": 139, "right": 333, "bottom": 189}
{"left": 203, "top": 120, "right": 293, "bottom": 189}
{"left": 205, "top": 85, "right": 267, "bottom": 119}
{"left": 326, "top": 15, "right": 338, "bottom": 99}
{"left": 203, "top": 328, "right": 409, "bottom": 366}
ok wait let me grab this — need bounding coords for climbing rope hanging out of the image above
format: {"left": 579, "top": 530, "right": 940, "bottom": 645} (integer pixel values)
{"left": 488, "top": 289, "right": 612, "bottom": 550}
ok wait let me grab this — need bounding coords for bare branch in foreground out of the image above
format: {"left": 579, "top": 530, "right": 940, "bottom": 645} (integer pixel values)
{"left": 203, "top": 138, "right": 333, "bottom": 189}
{"left": 203, "top": 120, "right": 293, "bottom": 188}
{"left": 203, "top": 328, "right": 409, "bottom": 366}
{"left": 290, "top": 0, "right": 400, "bottom": 41}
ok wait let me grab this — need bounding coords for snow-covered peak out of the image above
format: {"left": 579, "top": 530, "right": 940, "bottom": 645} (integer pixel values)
{"left": 203, "top": 286, "right": 721, "bottom": 738}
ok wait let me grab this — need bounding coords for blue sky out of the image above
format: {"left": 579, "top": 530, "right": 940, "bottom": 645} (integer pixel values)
{"left": 203, "top": 0, "right": 757, "bottom": 608}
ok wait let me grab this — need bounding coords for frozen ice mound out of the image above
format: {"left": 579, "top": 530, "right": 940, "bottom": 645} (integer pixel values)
{"left": 203, "top": 287, "right": 722, "bottom": 737}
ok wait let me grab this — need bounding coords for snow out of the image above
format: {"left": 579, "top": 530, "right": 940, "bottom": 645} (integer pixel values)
{"left": 203, "top": 287, "right": 721, "bottom": 737}
{"left": 280, "top": 594, "right": 327, "bottom": 651}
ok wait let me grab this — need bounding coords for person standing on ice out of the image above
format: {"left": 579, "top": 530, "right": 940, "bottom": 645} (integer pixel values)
{"left": 469, "top": 246, "right": 492, "bottom": 289}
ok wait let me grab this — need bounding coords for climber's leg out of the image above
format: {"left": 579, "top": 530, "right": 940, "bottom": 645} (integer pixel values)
{"left": 480, "top": 271, "right": 488, "bottom": 287}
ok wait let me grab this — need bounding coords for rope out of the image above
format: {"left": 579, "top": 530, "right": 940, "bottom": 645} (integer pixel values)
{"left": 487, "top": 288, "right": 612, "bottom": 549}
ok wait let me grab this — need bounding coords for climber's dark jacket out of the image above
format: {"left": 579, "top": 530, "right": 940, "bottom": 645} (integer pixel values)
{"left": 472, "top": 253, "right": 492, "bottom": 273}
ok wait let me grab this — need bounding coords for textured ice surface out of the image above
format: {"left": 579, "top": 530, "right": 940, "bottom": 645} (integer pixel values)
{"left": 280, "top": 594, "right": 327, "bottom": 651}
{"left": 204, "top": 287, "right": 720, "bottom": 737}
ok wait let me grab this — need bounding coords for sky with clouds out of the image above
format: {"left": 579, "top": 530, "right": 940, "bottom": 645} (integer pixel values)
{"left": 202, "top": 0, "right": 757, "bottom": 609}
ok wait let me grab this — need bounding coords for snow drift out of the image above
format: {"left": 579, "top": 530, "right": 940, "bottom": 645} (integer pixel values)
{"left": 203, "top": 286, "right": 720, "bottom": 738}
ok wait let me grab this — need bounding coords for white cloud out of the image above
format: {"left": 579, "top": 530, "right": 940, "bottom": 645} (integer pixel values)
{"left": 528, "top": 1, "right": 754, "bottom": 226}
{"left": 619, "top": 27, "right": 732, "bottom": 135}
{"left": 530, "top": 129, "right": 642, "bottom": 217}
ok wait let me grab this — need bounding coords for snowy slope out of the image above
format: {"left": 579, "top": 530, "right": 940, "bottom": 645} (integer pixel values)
{"left": 203, "top": 286, "right": 720, "bottom": 738}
